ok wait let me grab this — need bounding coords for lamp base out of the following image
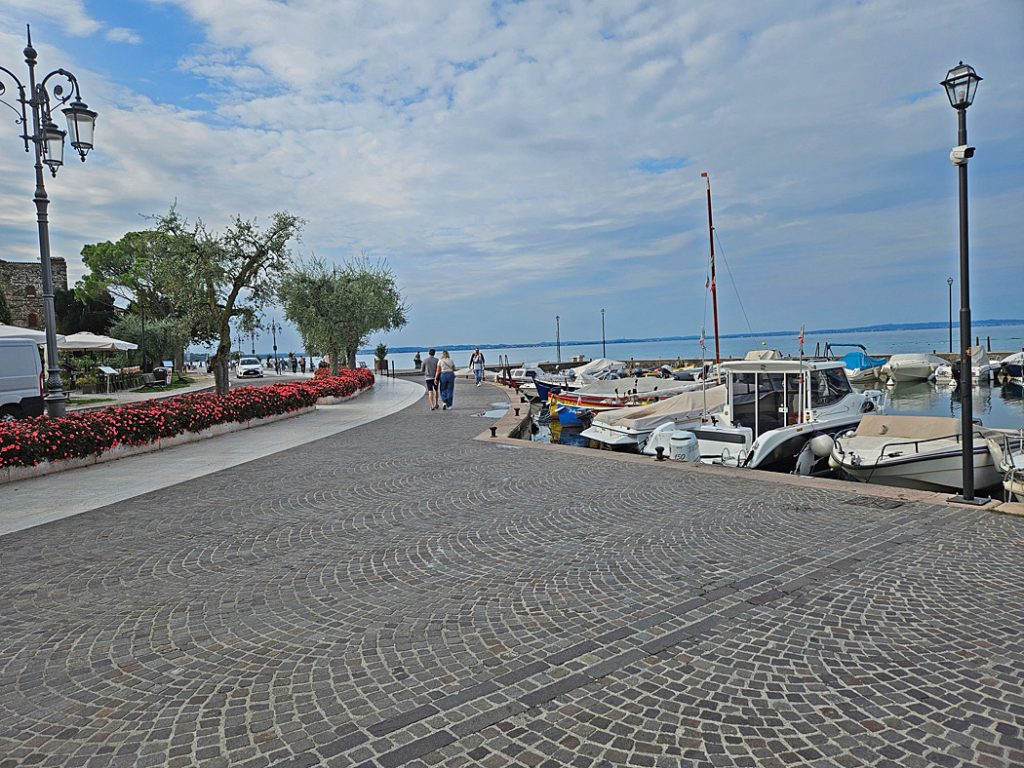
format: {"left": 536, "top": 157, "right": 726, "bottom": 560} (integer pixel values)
{"left": 947, "top": 494, "right": 990, "bottom": 507}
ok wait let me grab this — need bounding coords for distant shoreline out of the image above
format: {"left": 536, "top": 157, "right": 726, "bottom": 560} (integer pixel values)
{"left": 374, "top": 319, "right": 1024, "bottom": 355}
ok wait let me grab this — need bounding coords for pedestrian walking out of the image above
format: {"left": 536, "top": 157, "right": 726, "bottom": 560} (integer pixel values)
{"left": 291, "top": 356, "right": 298, "bottom": 374}
{"left": 422, "top": 348, "right": 440, "bottom": 410}
{"left": 436, "top": 350, "right": 457, "bottom": 410}
{"left": 469, "top": 347, "right": 486, "bottom": 386}
{"left": 300, "top": 357, "right": 306, "bottom": 374}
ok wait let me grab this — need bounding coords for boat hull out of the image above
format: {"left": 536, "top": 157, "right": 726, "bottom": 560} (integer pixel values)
{"left": 831, "top": 445, "right": 1000, "bottom": 492}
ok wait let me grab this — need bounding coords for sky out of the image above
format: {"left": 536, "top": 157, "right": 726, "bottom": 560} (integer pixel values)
{"left": 0, "top": 1, "right": 1021, "bottom": 355}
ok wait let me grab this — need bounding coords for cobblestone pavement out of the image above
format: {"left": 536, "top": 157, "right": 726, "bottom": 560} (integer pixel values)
{"left": 2, "top": 380, "right": 1023, "bottom": 768}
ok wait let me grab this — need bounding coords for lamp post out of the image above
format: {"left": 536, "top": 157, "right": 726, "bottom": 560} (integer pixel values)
{"left": 601, "top": 308, "right": 606, "bottom": 358}
{"left": 1, "top": 26, "right": 98, "bottom": 417}
{"left": 941, "top": 61, "right": 984, "bottom": 505}
{"left": 270, "top": 320, "right": 280, "bottom": 373}
{"left": 250, "top": 328, "right": 256, "bottom": 355}
{"left": 555, "top": 315, "right": 561, "bottom": 365}
{"left": 947, "top": 277, "right": 954, "bottom": 354}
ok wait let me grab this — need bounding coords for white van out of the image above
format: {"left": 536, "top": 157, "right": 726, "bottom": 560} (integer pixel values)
{"left": 0, "top": 337, "right": 45, "bottom": 420}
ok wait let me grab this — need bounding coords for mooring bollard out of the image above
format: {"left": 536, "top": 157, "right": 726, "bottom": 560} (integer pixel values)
{"left": 655, "top": 446, "right": 666, "bottom": 461}
{"left": 520, "top": 396, "right": 527, "bottom": 403}
{"left": 490, "top": 426, "right": 497, "bottom": 437}
{"left": 514, "top": 407, "right": 520, "bottom": 416}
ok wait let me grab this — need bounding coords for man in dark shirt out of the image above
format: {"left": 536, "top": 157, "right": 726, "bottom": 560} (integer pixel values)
{"left": 422, "top": 349, "right": 439, "bottom": 410}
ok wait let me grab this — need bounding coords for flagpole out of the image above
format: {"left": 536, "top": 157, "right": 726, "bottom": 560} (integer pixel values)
{"left": 701, "top": 172, "right": 721, "bottom": 370}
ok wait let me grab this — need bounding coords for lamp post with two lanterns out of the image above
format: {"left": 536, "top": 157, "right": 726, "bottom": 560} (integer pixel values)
{"left": 940, "top": 61, "right": 984, "bottom": 505}
{"left": 1, "top": 26, "right": 98, "bottom": 417}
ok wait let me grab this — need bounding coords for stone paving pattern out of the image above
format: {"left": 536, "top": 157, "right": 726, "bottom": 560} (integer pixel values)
{"left": 2, "top": 380, "right": 1023, "bottom": 767}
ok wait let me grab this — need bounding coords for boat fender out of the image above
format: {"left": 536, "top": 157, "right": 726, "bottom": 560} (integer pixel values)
{"left": 861, "top": 400, "right": 875, "bottom": 413}
{"left": 809, "top": 433, "right": 835, "bottom": 459}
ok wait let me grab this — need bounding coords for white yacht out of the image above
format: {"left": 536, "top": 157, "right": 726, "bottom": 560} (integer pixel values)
{"left": 829, "top": 415, "right": 1004, "bottom": 492}
{"left": 934, "top": 345, "right": 995, "bottom": 385}
{"left": 687, "top": 359, "right": 885, "bottom": 472}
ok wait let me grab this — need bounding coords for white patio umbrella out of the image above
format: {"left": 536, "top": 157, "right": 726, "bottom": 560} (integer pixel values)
{"left": 58, "top": 331, "right": 138, "bottom": 351}
{"left": 0, "top": 323, "right": 64, "bottom": 345}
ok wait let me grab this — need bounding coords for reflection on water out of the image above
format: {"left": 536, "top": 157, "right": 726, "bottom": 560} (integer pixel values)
{"left": 869, "top": 380, "right": 1024, "bottom": 430}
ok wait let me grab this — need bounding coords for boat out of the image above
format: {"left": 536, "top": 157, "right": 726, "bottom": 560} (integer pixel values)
{"left": 881, "top": 353, "right": 947, "bottom": 383}
{"left": 824, "top": 344, "right": 886, "bottom": 384}
{"left": 689, "top": 358, "right": 886, "bottom": 472}
{"left": 934, "top": 345, "right": 995, "bottom": 384}
{"left": 983, "top": 429, "right": 1024, "bottom": 501}
{"left": 532, "top": 357, "right": 626, "bottom": 402}
{"left": 549, "top": 377, "right": 698, "bottom": 427}
{"left": 829, "top": 414, "right": 1003, "bottom": 492}
{"left": 997, "top": 351, "right": 1024, "bottom": 383}
{"left": 580, "top": 385, "right": 728, "bottom": 451}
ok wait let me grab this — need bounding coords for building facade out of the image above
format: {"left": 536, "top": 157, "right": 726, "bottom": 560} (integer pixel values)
{"left": 0, "top": 258, "right": 68, "bottom": 329}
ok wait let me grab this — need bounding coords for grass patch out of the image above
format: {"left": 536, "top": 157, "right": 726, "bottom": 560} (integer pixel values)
{"left": 68, "top": 397, "right": 117, "bottom": 405}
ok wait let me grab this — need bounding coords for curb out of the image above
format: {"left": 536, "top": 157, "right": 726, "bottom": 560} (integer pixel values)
{"left": 0, "top": 385, "right": 370, "bottom": 486}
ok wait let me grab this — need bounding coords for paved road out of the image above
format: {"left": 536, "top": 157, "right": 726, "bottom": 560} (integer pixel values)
{"left": 1, "top": 380, "right": 1022, "bottom": 767}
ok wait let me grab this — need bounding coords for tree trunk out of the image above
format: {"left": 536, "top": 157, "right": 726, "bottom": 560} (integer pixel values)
{"left": 212, "top": 341, "right": 232, "bottom": 395}
{"left": 347, "top": 346, "right": 357, "bottom": 370}
{"left": 330, "top": 347, "right": 340, "bottom": 376}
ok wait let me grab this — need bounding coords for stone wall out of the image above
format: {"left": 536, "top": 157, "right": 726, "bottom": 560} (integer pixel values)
{"left": 0, "top": 258, "right": 68, "bottom": 329}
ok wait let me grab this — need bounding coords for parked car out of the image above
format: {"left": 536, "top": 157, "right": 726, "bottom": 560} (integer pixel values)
{"left": 236, "top": 356, "right": 264, "bottom": 378}
{"left": 0, "top": 337, "right": 44, "bottom": 420}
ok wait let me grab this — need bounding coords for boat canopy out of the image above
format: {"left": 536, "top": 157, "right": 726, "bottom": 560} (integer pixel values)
{"left": 572, "top": 357, "right": 624, "bottom": 377}
{"left": 569, "top": 377, "right": 697, "bottom": 397}
{"left": 744, "top": 349, "right": 783, "bottom": 360}
{"left": 841, "top": 351, "right": 885, "bottom": 370}
{"left": 966, "top": 345, "right": 989, "bottom": 367}
{"left": 592, "top": 385, "right": 727, "bottom": 431}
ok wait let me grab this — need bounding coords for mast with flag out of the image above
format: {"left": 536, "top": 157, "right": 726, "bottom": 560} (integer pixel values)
{"left": 798, "top": 324, "right": 805, "bottom": 357}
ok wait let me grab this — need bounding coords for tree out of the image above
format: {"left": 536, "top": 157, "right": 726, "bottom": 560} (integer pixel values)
{"left": 54, "top": 288, "right": 117, "bottom": 335}
{"left": 278, "top": 255, "right": 407, "bottom": 375}
{"left": 157, "top": 209, "right": 302, "bottom": 393}
{"left": 109, "top": 313, "right": 189, "bottom": 366}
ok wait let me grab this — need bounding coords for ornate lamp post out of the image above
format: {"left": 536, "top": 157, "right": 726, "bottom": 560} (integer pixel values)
{"left": 1, "top": 26, "right": 98, "bottom": 417}
{"left": 940, "top": 61, "right": 983, "bottom": 504}
{"left": 947, "top": 276, "right": 954, "bottom": 354}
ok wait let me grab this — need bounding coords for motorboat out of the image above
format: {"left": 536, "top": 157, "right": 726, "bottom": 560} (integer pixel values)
{"left": 881, "top": 353, "right": 946, "bottom": 384}
{"left": 549, "top": 377, "right": 698, "bottom": 427}
{"left": 532, "top": 357, "right": 626, "bottom": 402}
{"left": 983, "top": 429, "right": 1024, "bottom": 501}
{"left": 580, "top": 385, "right": 727, "bottom": 451}
{"left": 829, "top": 414, "right": 1003, "bottom": 492}
{"left": 686, "top": 359, "right": 885, "bottom": 472}
{"left": 997, "top": 351, "right": 1024, "bottom": 383}
{"left": 824, "top": 344, "right": 885, "bottom": 384}
{"left": 934, "top": 345, "right": 995, "bottom": 385}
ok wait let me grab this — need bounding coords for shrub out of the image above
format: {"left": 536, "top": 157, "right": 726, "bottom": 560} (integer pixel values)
{"left": 0, "top": 368, "right": 375, "bottom": 469}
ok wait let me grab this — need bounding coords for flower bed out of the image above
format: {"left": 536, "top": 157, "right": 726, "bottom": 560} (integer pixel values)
{"left": 0, "top": 369, "right": 374, "bottom": 469}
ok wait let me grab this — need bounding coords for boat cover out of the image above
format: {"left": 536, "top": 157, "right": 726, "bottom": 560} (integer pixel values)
{"left": 841, "top": 351, "right": 885, "bottom": 371}
{"left": 591, "top": 385, "right": 727, "bottom": 431}
{"left": 884, "top": 353, "right": 947, "bottom": 371}
{"left": 572, "top": 358, "right": 625, "bottom": 377}
{"left": 853, "top": 414, "right": 962, "bottom": 438}
{"left": 744, "top": 349, "right": 783, "bottom": 360}
{"left": 967, "top": 345, "right": 990, "bottom": 367}
{"left": 570, "top": 377, "right": 699, "bottom": 398}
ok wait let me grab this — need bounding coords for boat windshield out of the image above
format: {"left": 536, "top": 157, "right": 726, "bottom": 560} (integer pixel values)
{"left": 811, "top": 368, "right": 851, "bottom": 407}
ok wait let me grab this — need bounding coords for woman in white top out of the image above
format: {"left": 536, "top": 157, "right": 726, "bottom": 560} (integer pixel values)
{"left": 435, "top": 350, "right": 457, "bottom": 409}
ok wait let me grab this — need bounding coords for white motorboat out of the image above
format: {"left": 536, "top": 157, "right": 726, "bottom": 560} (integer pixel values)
{"left": 688, "top": 359, "right": 885, "bottom": 472}
{"left": 580, "top": 385, "right": 727, "bottom": 451}
{"left": 934, "top": 345, "right": 995, "bottom": 385}
{"left": 829, "top": 414, "right": 1002, "bottom": 492}
{"left": 983, "top": 429, "right": 1024, "bottom": 501}
{"left": 533, "top": 357, "right": 626, "bottom": 401}
{"left": 881, "top": 353, "right": 947, "bottom": 384}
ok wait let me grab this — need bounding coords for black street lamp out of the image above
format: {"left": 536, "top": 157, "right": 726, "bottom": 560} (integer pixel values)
{"left": 941, "top": 61, "right": 984, "bottom": 505}
{"left": 1, "top": 26, "right": 98, "bottom": 417}
{"left": 555, "top": 315, "right": 561, "bottom": 365}
{"left": 270, "top": 320, "right": 280, "bottom": 373}
{"left": 601, "top": 308, "right": 606, "bottom": 358}
{"left": 250, "top": 328, "right": 256, "bottom": 355}
{"left": 947, "top": 276, "right": 954, "bottom": 354}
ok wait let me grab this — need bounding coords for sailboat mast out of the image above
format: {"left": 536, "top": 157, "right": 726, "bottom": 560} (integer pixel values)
{"left": 701, "top": 171, "right": 721, "bottom": 366}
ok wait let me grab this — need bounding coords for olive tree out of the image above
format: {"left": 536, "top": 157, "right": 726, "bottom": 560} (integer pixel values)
{"left": 278, "top": 256, "right": 407, "bottom": 375}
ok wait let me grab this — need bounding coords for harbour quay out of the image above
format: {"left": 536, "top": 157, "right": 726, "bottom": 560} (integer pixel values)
{"left": 2, "top": 380, "right": 1023, "bottom": 767}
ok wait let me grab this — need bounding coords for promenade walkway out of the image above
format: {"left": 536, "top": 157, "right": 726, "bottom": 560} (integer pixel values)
{"left": 1, "top": 379, "right": 1022, "bottom": 767}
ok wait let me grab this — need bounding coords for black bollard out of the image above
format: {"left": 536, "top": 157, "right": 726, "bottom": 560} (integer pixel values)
{"left": 655, "top": 446, "right": 666, "bottom": 462}
{"left": 520, "top": 396, "right": 527, "bottom": 403}
{"left": 514, "top": 408, "right": 520, "bottom": 416}
{"left": 490, "top": 426, "right": 497, "bottom": 438}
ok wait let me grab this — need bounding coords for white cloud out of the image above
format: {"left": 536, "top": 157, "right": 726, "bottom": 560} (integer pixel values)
{"left": 105, "top": 27, "right": 141, "bottom": 45}
{"left": 0, "top": 0, "right": 100, "bottom": 37}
